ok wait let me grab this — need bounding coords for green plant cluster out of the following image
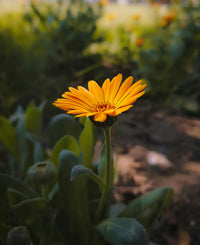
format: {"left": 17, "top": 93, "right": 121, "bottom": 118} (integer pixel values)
{"left": 0, "top": 102, "right": 173, "bottom": 244}
{"left": 0, "top": 0, "right": 102, "bottom": 114}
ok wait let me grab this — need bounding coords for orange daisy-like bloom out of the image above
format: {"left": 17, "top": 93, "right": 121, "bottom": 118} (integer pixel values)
{"left": 136, "top": 38, "right": 144, "bottom": 47}
{"left": 160, "top": 13, "right": 175, "bottom": 26}
{"left": 53, "top": 74, "right": 146, "bottom": 123}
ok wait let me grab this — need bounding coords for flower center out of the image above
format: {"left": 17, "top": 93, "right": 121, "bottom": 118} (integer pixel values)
{"left": 36, "top": 162, "right": 47, "bottom": 171}
{"left": 91, "top": 102, "right": 115, "bottom": 113}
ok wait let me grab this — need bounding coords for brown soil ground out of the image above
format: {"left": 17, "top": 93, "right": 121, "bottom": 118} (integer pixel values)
{"left": 108, "top": 100, "right": 200, "bottom": 245}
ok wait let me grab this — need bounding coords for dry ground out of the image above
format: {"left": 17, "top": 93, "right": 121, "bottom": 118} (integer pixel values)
{"left": 109, "top": 101, "right": 200, "bottom": 245}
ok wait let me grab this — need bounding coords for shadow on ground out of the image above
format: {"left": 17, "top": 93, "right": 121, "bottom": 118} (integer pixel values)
{"left": 110, "top": 101, "right": 200, "bottom": 245}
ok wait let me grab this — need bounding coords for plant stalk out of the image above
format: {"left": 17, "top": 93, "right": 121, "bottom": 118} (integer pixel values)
{"left": 95, "top": 127, "right": 113, "bottom": 222}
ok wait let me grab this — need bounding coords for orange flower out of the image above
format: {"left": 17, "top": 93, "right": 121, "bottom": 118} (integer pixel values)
{"left": 160, "top": 13, "right": 175, "bottom": 26}
{"left": 53, "top": 74, "right": 146, "bottom": 123}
{"left": 99, "top": 0, "right": 108, "bottom": 6}
{"left": 131, "top": 14, "right": 141, "bottom": 20}
{"left": 136, "top": 38, "right": 144, "bottom": 46}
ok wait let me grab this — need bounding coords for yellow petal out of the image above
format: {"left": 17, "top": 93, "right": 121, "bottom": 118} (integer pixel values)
{"left": 88, "top": 80, "right": 104, "bottom": 102}
{"left": 94, "top": 112, "right": 107, "bottom": 122}
{"left": 117, "top": 105, "right": 133, "bottom": 113}
{"left": 63, "top": 88, "right": 93, "bottom": 107}
{"left": 115, "top": 80, "right": 143, "bottom": 107}
{"left": 113, "top": 76, "right": 133, "bottom": 104}
{"left": 107, "top": 74, "right": 122, "bottom": 102}
{"left": 102, "top": 78, "right": 111, "bottom": 102}
{"left": 74, "top": 112, "right": 97, "bottom": 118}
{"left": 105, "top": 109, "right": 120, "bottom": 116}
{"left": 54, "top": 98, "right": 90, "bottom": 110}
{"left": 127, "top": 84, "right": 146, "bottom": 98}
{"left": 117, "top": 96, "right": 137, "bottom": 108}
{"left": 77, "top": 86, "right": 98, "bottom": 104}
{"left": 67, "top": 109, "right": 89, "bottom": 114}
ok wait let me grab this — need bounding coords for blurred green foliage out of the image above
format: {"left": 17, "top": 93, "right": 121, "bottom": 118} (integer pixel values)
{"left": 95, "top": 4, "right": 200, "bottom": 113}
{"left": 0, "top": 0, "right": 102, "bottom": 115}
{"left": 0, "top": 1, "right": 200, "bottom": 115}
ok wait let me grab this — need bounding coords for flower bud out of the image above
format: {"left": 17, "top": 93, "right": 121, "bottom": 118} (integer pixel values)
{"left": 27, "top": 161, "right": 56, "bottom": 186}
{"left": 7, "top": 226, "right": 31, "bottom": 245}
{"left": 90, "top": 115, "right": 118, "bottom": 128}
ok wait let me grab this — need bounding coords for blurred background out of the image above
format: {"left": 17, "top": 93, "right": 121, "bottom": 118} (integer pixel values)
{"left": 0, "top": 0, "right": 200, "bottom": 244}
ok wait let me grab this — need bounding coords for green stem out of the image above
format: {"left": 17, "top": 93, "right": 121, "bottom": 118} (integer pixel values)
{"left": 95, "top": 127, "right": 113, "bottom": 222}
{"left": 41, "top": 184, "right": 49, "bottom": 202}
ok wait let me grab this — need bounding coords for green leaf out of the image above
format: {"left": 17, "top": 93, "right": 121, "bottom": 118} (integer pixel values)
{"left": 58, "top": 150, "right": 90, "bottom": 245}
{"left": 48, "top": 183, "right": 59, "bottom": 202}
{"left": 25, "top": 102, "right": 42, "bottom": 136}
{"left": 71, "top": 165, "right": 105, "bottom": 190}
{"left": 170, "top": 41, "right": 184, "bottom": 62}
{"left": 119, "top": 187, "right": 173, "bottom": 231}
{"left": 97, "top": 217, "right": 149, "bottom": 245}
{"left": 0, "top": 115, "right": 20, "bottom": 162}
{"left": 38, "top": 100, "right": 46, "bottom": 111}
{"left": 0, "top": 174, "right": 37, "bottom": 198}
{"left": 51, "top": 135, "right": 80, "bottom": 167}
{"left": 49, "top": 114, "right": 81, "bottom": 148}
{"left": 14, "top": 197, "right": 45, "bottom": 209}
{"left": 7, "top": 188, "right": 26, "bottom": 206}
{"left": 108, "top": 203, "right": 126, "bottom": 218}
{"left": 14, "top": 197, "right": 46, "bottom": 225}
{"left": 33, "top": 141, "right": 43, "bottom": 163}
{"left": 79, "top": 118, "right": 96, "bottom": 169}
{"left": 16, "top": 116, "right": 29, "bottom": 170}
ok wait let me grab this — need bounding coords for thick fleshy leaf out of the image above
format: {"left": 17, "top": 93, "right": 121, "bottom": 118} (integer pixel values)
{"left": 79, "top": 118, "right": 96, "bottom": 169}
{"left": 25, "top": 102, "right": 42, "bottom": 136}
{"left": 71, "top": 165, "right": 105, "bottom": 190}
{"left": 51, "top": 135, "right": 80, "bottom": 167}
{"left": 0, "top": 116, "right": 20, "bottom": 162}
{"left": 97, "top": 217, "right": 149, "bottom": 245}
{"left": 58, "top": 150, "right": 90, "bottom": 245}
{"left": 119, "top": 187, "right": 173, "bottom": 231}
{"left": 49, "top": 114, "right": 81, "bottom": 148}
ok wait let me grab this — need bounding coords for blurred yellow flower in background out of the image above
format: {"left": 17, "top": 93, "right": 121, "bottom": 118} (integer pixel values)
{"left": 131, "top": 14, "right": 141, "bottom": 20}
{"left": 53, "top": 74, "right": 146, "bottom": 123}
{"left": 160, "top": 13, "right": 175, "bottom": 27}
{"left": 99, "top": 0, "right": 108, "bottom": 6}
{"left": 105, "top": 14, "right": 116, "bottom": 21}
